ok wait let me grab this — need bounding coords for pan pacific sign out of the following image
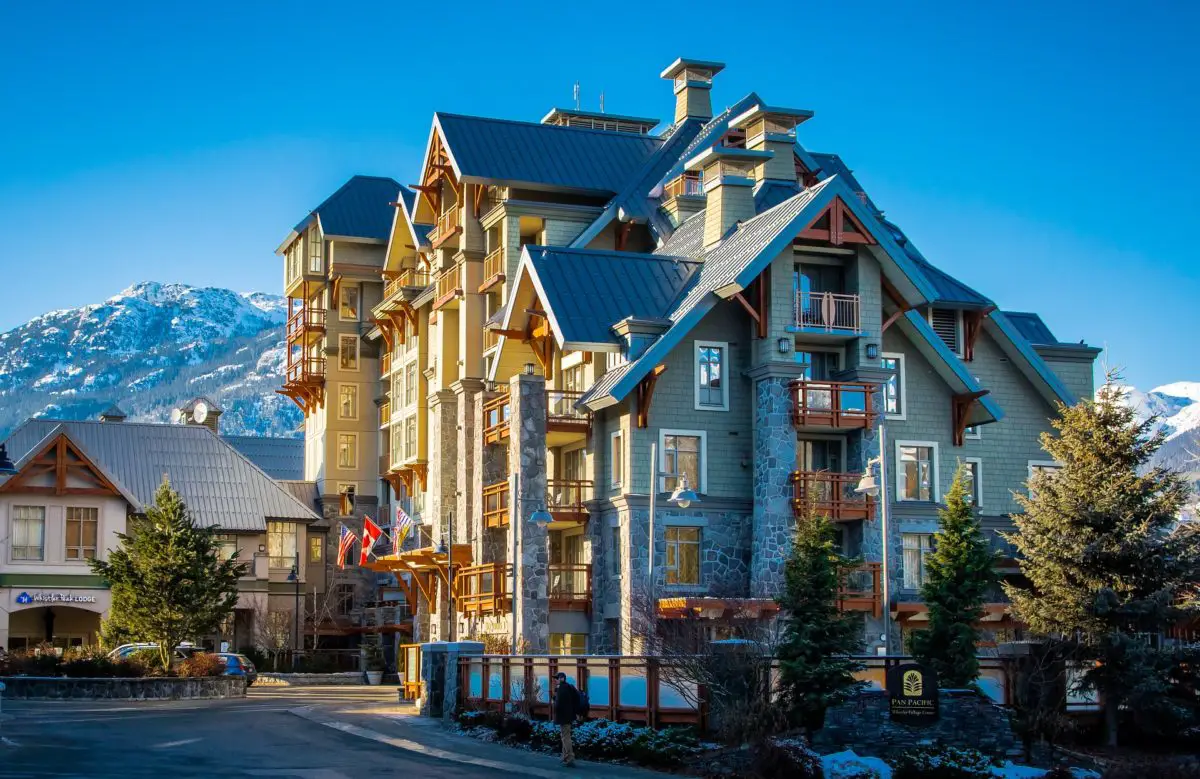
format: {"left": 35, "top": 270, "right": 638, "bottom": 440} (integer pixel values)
{"left": 14, "top": 591, "right": 98, "bottom": 605}
{"left": 887, "top": 662, "right": 939, "bottom": 724}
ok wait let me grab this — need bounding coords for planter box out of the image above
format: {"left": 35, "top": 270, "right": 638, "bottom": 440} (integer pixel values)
{"left": 0, "top": 675, "right": 246, "bottom": 701}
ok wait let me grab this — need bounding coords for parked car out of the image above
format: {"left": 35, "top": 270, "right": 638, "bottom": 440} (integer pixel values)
{"left": 215, "top": 652, "right": 257, "bottom": 687}
{"left": 107, "top": 642, "right": 198, "bottom": 661}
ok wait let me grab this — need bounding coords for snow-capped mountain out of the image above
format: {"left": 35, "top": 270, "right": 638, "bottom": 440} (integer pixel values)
{"left": 1119, "top": 381, "right": 1200, "bottom": 484}
{"left": 0, "top": 282, "right": 300, "bottom": 439}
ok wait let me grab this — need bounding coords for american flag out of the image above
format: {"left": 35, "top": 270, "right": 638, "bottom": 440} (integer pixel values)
{"left": 394, "top": 505, "right": 416, "bottom": 548}
{"left": 337, "top": 524, "right": 357, "bottom": 570}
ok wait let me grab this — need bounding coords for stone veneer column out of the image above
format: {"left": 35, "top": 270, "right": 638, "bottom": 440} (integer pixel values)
{"left": 749, "top": 364, "right": 806, "bottom": 598}
{"left": 453, "top": 378, "right": 484, "bottom": 549}
{"left": 508, "top": 372, "right": 548, "bottom": 653}
{"left": 427, "top": 389, "right": 458, "bottom": 641}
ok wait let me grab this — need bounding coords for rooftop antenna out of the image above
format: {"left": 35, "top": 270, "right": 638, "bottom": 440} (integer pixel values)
{"left": 573, "top": 81, "right": 580, "bottom": 110}
{"left": 599, "top": 91, "right": 605, "bottom": 113}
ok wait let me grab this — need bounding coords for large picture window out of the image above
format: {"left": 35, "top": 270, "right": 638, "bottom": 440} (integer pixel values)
{"left": 695, "top": 341, "right": 728, "bottom": 410}
{"left": 65, "top": 506, "right": 99, "bottom": 560}
{"left": 268, "top": 522, "right": 298, "bottom": 569}
{"left": 12, "top": 506, "right": 46, "bottom": 561}
{"left": 897, "top": 442, "right": 938, "bottom": 502}
{"left": 902, "top": 533, "right": 934, "bottom": 589}
{"left": 660, "top": 431, "right": 705, "bottom": 493}
{"left": 665, "top": 526, "right": 702, "bottom": 585}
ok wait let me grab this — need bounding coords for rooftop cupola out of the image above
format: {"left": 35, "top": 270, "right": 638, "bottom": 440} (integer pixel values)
{"left": 172, "top": 396, "right": 223, "bottom": 434}
{"left": 660, "top": 58, "right": 725, "bottom": 124}
{"left": 99, "top": 403, "right": 127, "bottom": 423}
{"left": 730, "top": 104, "right": 814, "bottom": 183}
{"left": 685, "top": 145, "right": 774, "bottom": 250}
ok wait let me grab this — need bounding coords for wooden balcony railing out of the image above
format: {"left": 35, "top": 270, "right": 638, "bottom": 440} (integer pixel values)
{"left": 482, "top": 480, "right": 510, "bottom": 528}
{"left": 480, "top": 247, "right": 505, "bottom": 292}
{"left": 546, "top": 390, "right": 590, "bottom": 432}
{"left": 791, "top": 380, "right": 875, "bottom": 429}
{"left": 429, "top": 208, "right": 462, "bottom": 248}
{"left": 664, "top": 173, "right": 704, "bottom": 199}
{"left": 838, "top": 562, "right": 882, "bottom": 618}
{"left": 548, "top": 563, "right": 591, "bottom": 611}
{"left": 384, "top": 268, "right": 432, "bottom": 300}
{"left": 286, "top": 306, "right": 326, "bottom": 343}
{"left": 379, "top": 401, "right": 391, "bottom": 428}
{"left": 286, "top": 356, "right": 326, "bottom": 384}
{"left": 791, "top": 471, "right": 875, "bottom": 522}
{"left": 546, "top": 479, "right": 592, "bottom": 523}
{"left": 433, "top": 264, "right": 462, "bottom": 310}
{"left": 380, "top": 351, "right": 393, "bottom": 376}
{"left": 482, "top": 390, "right": 511, "bottom": 444}
{"left": 456, "top": 562, "right": 512, "bottom": 616}
{"left": 793, "top": 291, "right": 861, "bottom": 334}
{"left": 484, "top": 328, "right": 501, "bottom": 352}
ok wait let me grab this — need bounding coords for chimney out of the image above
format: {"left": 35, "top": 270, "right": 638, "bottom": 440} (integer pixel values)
{"left": 730, "top": 104, "right": 814, "bottom": 183}
{"left": 99, "top": 403, "right": 127, "bottom": 423}
{"left": 175, "top": 397, "right": 223, "bottom": 435}
{"left": 685, "top": 146, "right": 774, "bottom": 251}
{"left": 611, "top": 317, "right": 670, "bottom": 360}
{"left": 660, "top": 58, "right": 724, "bottom": 124}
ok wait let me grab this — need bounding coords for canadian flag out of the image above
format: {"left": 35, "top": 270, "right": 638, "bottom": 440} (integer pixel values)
{"left": 360, "top": 516, "right": 384, "bottom": 566}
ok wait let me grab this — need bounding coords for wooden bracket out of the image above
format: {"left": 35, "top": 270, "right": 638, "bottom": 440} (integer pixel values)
{"left": 797, "top": 197, "right": 876, "bottom": 246}
{"left": 952, "top": 390, "right": 989, "bottom": 446}
{"left": 880, "top": 277, "right": 915, "bottom": 334}
{"left": 635, "top": 364, "right": 668, "bottom": 428}
{"left": 731, "top": 265, "right": 770, "bottom": 338}
{"left": 616, "top": 222, "right": 633, "bottom": 251}
{"left": 962, "top": 307, "right": 996, "bottom": 361}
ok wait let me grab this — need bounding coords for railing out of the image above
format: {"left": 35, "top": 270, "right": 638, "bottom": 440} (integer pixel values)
{"left": 546, "top": 479, "right": 592, "bottom": 522}
{"left": 791, "top": 471, "right": 875, "bottom": 522}
{"left": 384, "top": 268, "right": 432, "bottom": 300}
{"left": 664, "top": 173, "right": 704, "bottom": 198}
{"left": 481, "top": 247, "right": 505, "bottom": 291}
{"left": 546, "top": 390, "right": 590, "bottom": 431}
{"left": 838, "top": 562, "right": 883, "bottom": 618}
{"left": 793, "top": 291, "right": 861, "bottom": 333}
{"left": 791, "top": 380, "right": 875, "bottom": 429}
{"left": 482, "top": 480, "right": 510, "bottom": 528}
{"left": 380, "top": 352, "right": 392, "bottom": 376}
{"left": 456, "top": 562, "right": 512, "bottom": 616}
{"left": 379, "top": 402, "right": 391, "bottom": 428}
{"left": 286, "top": 356, "right": 326, "bottom": 383}
{"left": 548, "top": 563, "right": 591, "bottom": 610}
{"left": 286, "top": 306, "right": 326, "bottom": 342}
{"left": 400, "top": 643, "right": 423, "bottom": 700}
{"left": 484, "top": 328, "right": 501, "bottom": 351}
{"left": 434, "top": 264, "right": 461, "bottom": 308}
{"left": 482, "top": 390, "right": 511, "bottom": 444}
{"left": 430, "top": 207, "right": 461, "bottom": 247}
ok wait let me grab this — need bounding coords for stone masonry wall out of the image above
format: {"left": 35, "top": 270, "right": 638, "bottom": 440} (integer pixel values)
{"left": 0, "top": 675, "right": 246, "bottom": 700}
{"left": 750, "top": 366, "right": 805, "bottom": 598}
{"left": 509, "top": 373, "right": 548, "bottom": 652}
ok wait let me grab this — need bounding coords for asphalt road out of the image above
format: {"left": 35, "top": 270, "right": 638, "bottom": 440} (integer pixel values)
{"left": 0, "top": 686, "right": 517, "bottom": 778}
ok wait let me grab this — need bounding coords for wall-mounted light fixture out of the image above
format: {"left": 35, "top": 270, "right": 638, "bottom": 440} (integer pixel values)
{"left": 865, "top": 343, "right": 880, "bottom": 360}
{"left": 776, "top": 337, "right": 792, "bottom": 354}
{"left": 523, "top": 363, "right": 536, "bottom": 376}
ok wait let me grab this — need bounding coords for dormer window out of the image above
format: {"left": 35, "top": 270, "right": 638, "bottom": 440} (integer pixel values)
{"left": 929, "top": 308, "right": 963, "bottom": 356}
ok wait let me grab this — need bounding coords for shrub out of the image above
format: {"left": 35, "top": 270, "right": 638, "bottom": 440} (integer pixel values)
{"left": 748, "top": 738, "right": 825, "bottom": 779}
{"left": 16, "top": 650, "right": 63, "bottom": 677}
{"left": 497, "top": 714, "right": 533, "bottom": 743}
{"left": 629, "top": 726, "right": 701, "bottom": 769}
{"left": 572, "top": 719, "right": 639, "bottom": 760}
{"left": 890, "top": 744, "right": 993, "bottom": 779}
{"left": 297, "top": 653, "right": 336, "bottom": 674}
{"left": 177, "top": 653, "right": 226, "bottom": 678}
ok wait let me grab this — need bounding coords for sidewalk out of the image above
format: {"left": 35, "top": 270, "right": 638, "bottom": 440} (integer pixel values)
{"left": 290, "top": 700, "right": 669, "bottom": 778}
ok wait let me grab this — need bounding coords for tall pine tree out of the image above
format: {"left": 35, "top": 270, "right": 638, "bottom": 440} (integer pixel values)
{"left": 908, "top": 462, "right": 999, "bottom": 687}
{"left": 1004, "top": 378, "right": 1200, "bottom": 746}
{"left": 91, "top": 478, "right": 245, "bottom": 670}
{"left": 776, "top": 502, "right": 865, "bottom": 734}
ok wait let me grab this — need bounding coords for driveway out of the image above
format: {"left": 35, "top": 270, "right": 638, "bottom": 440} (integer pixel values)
{"left": 0, "top": 685, "right": 519, "bottom": 778}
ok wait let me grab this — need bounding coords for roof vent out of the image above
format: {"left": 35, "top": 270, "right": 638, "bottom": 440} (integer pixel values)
{"left": 660, "top": 58, "right": 725, "bottom": 124}
{"left": 540, "top": 108, "right": 659, "bottom": 135}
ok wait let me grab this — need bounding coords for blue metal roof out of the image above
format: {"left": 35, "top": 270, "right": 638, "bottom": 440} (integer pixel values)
{"left": 1002, "top": 311, "right": 1059, "bottom": 345}
{"left": 754, "top": 180, "right": 801, "bottom": 212}
{"left": 435, "top": 113, "right": 664, "bottom": 194}
{"left": 222, "top": 435, "right": 305, "bottom": 480}
{"left": 524, "top": 246, "right": 700, "bottom": 347}
{"left": 809, "top": 153, "right": 880, "bottom": 214}
{"left": 652, "top": 92, "right": 764, "bottom": 196}
{"left": 293, "top": 175, "right": 404, "bottom": 241}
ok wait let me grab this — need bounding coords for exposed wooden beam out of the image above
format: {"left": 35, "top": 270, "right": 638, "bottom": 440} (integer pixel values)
{"left": 491, "top": 328, "right": 526, "bottom": 339}
{"left": 962, "top": 307, "right": 996, "bottom": 361}
{"left": 952, "top": 390, "right": 990, "bottom": 446}
{"left": 636, "top": 364, "right": 668, "bottom": 429}
{"left": 731, "top": 292, "right": 760, "bottom": 324}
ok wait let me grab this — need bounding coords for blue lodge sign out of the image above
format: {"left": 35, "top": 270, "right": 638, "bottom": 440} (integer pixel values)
{"left": 887, "top": 662, "right": 939, "bottom": 724}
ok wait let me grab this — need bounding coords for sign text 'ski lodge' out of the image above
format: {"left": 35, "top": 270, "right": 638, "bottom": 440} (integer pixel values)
{"left": 887, "top": 662, "right": 940, "bottom": 724}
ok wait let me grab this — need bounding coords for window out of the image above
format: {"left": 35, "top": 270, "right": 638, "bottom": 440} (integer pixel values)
{"left": 897, "top": 442, "right": 938, "bottom": 502}
{"left": 404, "top": 418, "right": 417, "bottom": 461}
{"left": 928, "top": 308, "right": 963, "bottom": 355}
{"left": 562, "top": 448, "right": 585, "bottom": 483}
{"left": 216, "top": 534, "right": 239, "bottom": 562}
{"left": 550, "top": 633, "right": 588, "bottom": 656}
{"left": 1028, "top": 461, "right": 1062, "bottom": 498}
{"left": 962, "top": 459, "right": 982, "bottom": 507}
{"left": 12, "top": 506, "right": 46, "bottom": 561}
{"left": 307, "top": 227, "right": 322, "bottom": 273}
{"left": 404, "top": 363, "right": 417, "bottom": 406}
{"left": 881, "top": 353, "right": 905, "bottom": 419}
{"left": 337, "top": 434, "right": 357, "bottom": 469}
{"left": 268, "top": 522, "right": 298, "bottom": 569}
{"left": 610, "top": 430, "right": 623, "bottom": 488}
{"left": 338, "top": 334, "right": 360, "bottom": 371}
{"left": 964, "top": 425, "right": 981, "bottom": 440}
{"left": 64, "top": 506, "right": 99, "bottom": 560}
{"left": 338, "top": 384, "right": 358, "bottom": 420}
{"left": 610, "top": 524, "right": 621, "bottom": 577}
{"left": 695, "top": 341, "right": 728, "bottom": 410}
{"left": 339, "top": 285, "right": 360, "bottom": 322}
{"left": 335, "top": 583, "right": 355, "bottom": 616}
{"left": 902, "top": 533, "right": 934, "bottom": 589}
{"left": 665, "top": 526, "right": 702, "bottom": 585}
{"left": 562, "top": 365, "right": 585, "bottom": 394}
{"left": 660, "top": 431, "right": 705, "bottom": 493}
{"left": 309, "top": 536, "right": 323, "bottom": 564}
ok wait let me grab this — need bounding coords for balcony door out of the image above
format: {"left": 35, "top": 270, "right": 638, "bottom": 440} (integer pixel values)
{"left": 794, "top": 350, "right": 839, "bottom": 380}
{"left": 798, "top": 439, "right": 842, "bottom": 474}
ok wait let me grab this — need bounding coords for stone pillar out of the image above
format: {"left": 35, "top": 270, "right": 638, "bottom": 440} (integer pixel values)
{"left": 418, "top": 640, "right": 484, "bottom": 720}
{"left": 427, "top": 389, "right": 458, "bottom": 641}
{"left": 509, "top": 372, "right": 548, "bottom": 653}
{"left": 619, "top": 503, "right": 651, "bottom": 655}
{"left": 749, "top": 364, "right": 806, "bottom": 598}
{"left": 452, "top": 378, "right": 484, "bottom": 549}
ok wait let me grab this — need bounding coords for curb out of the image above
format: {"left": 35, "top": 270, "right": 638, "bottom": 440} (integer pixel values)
{"left": 288, "top": 706, "right": 631, "bottom": 778}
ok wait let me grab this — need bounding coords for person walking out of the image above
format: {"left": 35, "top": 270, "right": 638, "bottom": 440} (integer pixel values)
{"left": 552, "top": 671, "right": 581, "bottom": 766}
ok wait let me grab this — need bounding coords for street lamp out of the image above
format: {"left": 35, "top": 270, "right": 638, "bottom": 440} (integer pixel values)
{"left": 854, "top": 421, "right": 892, "bottom": 655}
{"left": 287, "top": 552, "right": 300, "bottom": 670}
{"left": 0, "top": 444, "right": 17, "bottom": 477}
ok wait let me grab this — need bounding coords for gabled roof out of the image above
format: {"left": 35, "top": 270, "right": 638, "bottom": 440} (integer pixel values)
{"left": 0, "top": 425, "right": 141, "bottom": 507}
{"left": 1, "top": 420, "right": 320, "bottom": 530}
{"left": 222, "top": 435, "right": 304, "bottom": 481}
{"left": 985, "top": 312, "right": 1079, "bottom": 407}
{"left": 279, "top": 175, "right": 404, "bottom": 252}
{"left": 896, "top": 312, "right": 1003, "bottom": 426}
{"left": 655, "top": 210, "right": 706, "bottom": 258}
{"left": 503, "top": 246, "right": 701, "bottom": 350}
{"left": 432, "top": 113, "right": 665, "bottom": 194}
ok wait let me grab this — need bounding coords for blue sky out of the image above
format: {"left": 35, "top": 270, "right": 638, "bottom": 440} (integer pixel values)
{"left": 1, "top": 1, "right": 1196, "bottom": 389}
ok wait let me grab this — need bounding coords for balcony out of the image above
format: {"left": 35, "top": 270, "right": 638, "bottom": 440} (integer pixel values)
{"left": 381, "top": 352, "right": 393, "bottom": 376}
{"left": 791, "top": 380, "right": 876, "bottom": 430}
{"left": 384, "top": 268, "right": 432, "bottom": 301}
{"left": 456, "top": 562, "right": 511, "bottom": 616}
{"left": 433, "top": 264, "right": 462, "bottom": 310}
{"left": 548, "top": 563, "right": 591, "bottom": 612}
{"left": 482, "top": 390, "right": 510, "bottom": 444}
{"left": 286, "top": 306, "right": 326, "bottom": 345}
{"left": 838, "top": 562, "right": 882, "bottom": 618}
{"left": 791, "top": 471, "right": 875, "bottom": 522}
{"left": 480, "top": 247, "right": 505, "bottom": 293}
{"left": 792, "top": 291, "right": 861, "bottom": 335}
{"left": 664, "top": 172, "right": 704, "bottom": 199}
{"left": 546, "top": 479, "right": 592, "bottom": 524}
{"left": 482, "top": 480, "right": 510, "bottom": 528}
{"left": 546, "top": 390, "right": 590, "bottom": 445}
{"left": 379, "top": 401, "right": 391, "bottom": 429}
{"left": 285, "top": 356, "right": 326, "bottom": 385}
{"left": 484, "top": 328, "right": 501, "bottom": 352}
{"left": 429, "top": 208, "right": 462, "bottom": 250}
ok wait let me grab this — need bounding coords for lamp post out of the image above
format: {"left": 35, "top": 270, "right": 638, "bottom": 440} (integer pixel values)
{"left": 854, "top": 421, "right": 892, "bottom": 655}
{"left": 646, "top": 441, "right": 700, "bottom": 647}
{"left": 509, "top": 471, "right": 553, "bottom": 655}
{"left": 287, "top": 550, "right": 301, "bottom": 670}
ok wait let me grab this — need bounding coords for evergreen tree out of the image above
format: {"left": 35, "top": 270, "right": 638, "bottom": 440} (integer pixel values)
{"left": 1004, "top": 378, "right": 1200, "bottom": 746}
{"left": 91, "top": 478, "right": 246, "bottom": 670}
{"left": 776, "top": 503, "right": 865, "bottom": 734}
{"left": 908, "top": 462, "right": 999, "bottom": 687}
